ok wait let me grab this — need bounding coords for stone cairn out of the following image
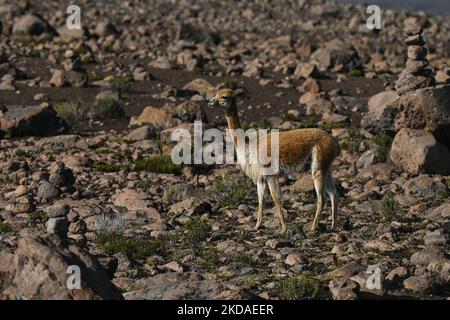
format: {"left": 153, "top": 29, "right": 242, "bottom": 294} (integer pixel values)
{"left": 46, "top": 203, "right": 70, "bottom": 237}
{"left": 395, "top": 18, "right": 435, "bottom": 95}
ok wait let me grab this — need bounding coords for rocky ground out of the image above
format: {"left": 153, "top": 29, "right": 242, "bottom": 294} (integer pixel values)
{"left": 0, "top": 0, "right": 449, "bottom": 300}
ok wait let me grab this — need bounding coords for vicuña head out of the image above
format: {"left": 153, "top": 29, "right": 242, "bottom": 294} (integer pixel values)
{"left": 209, "top": 89, "right": 340, "bottom": 237}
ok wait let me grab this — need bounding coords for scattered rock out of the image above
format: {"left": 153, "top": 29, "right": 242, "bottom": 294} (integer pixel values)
{"left": 3, "top": 234, "right": 123, "bottom": 300}
{"left": 0, "top": 104, "right": 65, "bottom": 137}
{"left": 390, "top": 128, "right": 450, "bottom": 175}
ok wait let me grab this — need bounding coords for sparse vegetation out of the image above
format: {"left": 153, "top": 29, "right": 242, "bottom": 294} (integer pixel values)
{"left": 0, "top": 221, "right": 13, "bottom": 233}
{"left": 341, "top": 127, "right": 364, "bottom": 153}
{"left": 374, "top": 134, "right": 394, "bottom": 162}
{"left": 29, "top": 211, "right": 48, "bottom": 226}
{"left": 381, "top": 195, "right": 401, "bottom": 221}
{"left": 89, "top": 98, "right": 124, "bottom": 119}
{"left": 349, "top": 68, "right": 364, "bottom": 77}
{"left": 53, "top": 101, "right": 85, "bottom": 125}
{"left": 277, "top": 272, "right": 328, "bottom": 300}
{"left": 135, "top": 155, "right": 182, "bottom": 174}
{"left": 108, "top": 75, "right": 133, "bottom": 94}
{"left": 223, "top": 77, "right": 238, "bottom": 90}
{"left": 93, "top": 161, "right": 130, "bottom": 172}
{"left": 185, "top": 218, "right": 212, "bottom": 246}
{"left": 198, "top": 247, "right": 222, "bottom": 269}
{"left": 80, "top": 53, "right": 96, "bottom": 64}
{"left": 210, "top": 173, "right": 254, "bottom": 209}
{"left": 15, "top": 149, "right": 32, "bottom": 158}
{"left": 94, "top": 231, "right": 168, "bottom": 262}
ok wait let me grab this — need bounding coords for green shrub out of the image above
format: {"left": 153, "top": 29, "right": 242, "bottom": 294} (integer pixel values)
{"left": 185, "top": 218, "right": 212, "bottom": 246}
{"left": 349, "top": 69, "right": 364, "bottom": 77}
{"left": 297, "top": 118, "right": 319, "bottom": 129}
{"left": 53, "top": 101, "right": 85, "bottom": 125}
{"left": 223, "top": 77, "right": 238, "bottom": 90}
{"left": 81, "top": 53, "right": 96, "bottom": 64}
{"left": 210, "top": 173, "right": 254, "bottom": 209}
{"left": 15, "top": 149, "right": 32, "bottom": 158}
{"left": 381, "top": 195, "right": 401, "bottom": 221}
{"left": 198, "top": 247, "right": 221, "bottom": 269}
{"left": 93, "top": 161, "right": 130, "bottom": 172}
{"left": 277, "top": 272, "right": 327, "bottom": 300}
{"left": 94, "top": 232, "right": 167, "bottom": 262}
{"left": 88, "top": 72, "right": 103, "bottom": 82}
{"left": 108, "top": 75, "right": 133, "bottom": 94}
{"left": 90, "top": 98, "right": 124, "bottom": 119}
{"left": 374, "top": 134, "right": 393, "bottom": 162}
{"left": 29, "top": 211, "right": 48, "bottom": 226}
{"left": 341, "top": 127, "right": 364, "bottom": 153}
{"left": 134, "top": 155, "right": 182, "bottom": 174}
{"left": 0, "top": 221, "right": 13, "bottom": 233}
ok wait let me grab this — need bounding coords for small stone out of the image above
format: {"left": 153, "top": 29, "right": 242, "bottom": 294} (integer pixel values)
{"left": 404, "top": 19, "right": 423, "bottom": 36}
{"left": 424, "top": 229, "right": 448, "bottom": 246}
{"left": 46, "top": 203, "right": 70, "bottom": 218}
{"left": 69, "top": 220, "right": 87, "bottom": 234}
{"left": 403, "top": 275, "right": 429, "bottom": 293}
{"left": 407, "top": 46, "right": 428, "bottom": 60}
{"left": 37, "top": 181, "right": 60, "bottom": 203}
{"left": 285, "top": 252, "right": 305, "bottom": 266}
{"left": 298, "top": 78, "right": 321, "bottom": 93}
{"left": 405, "top": 59, "right": 428, "bottom": 74}
{"left": 67, "top": 211, "right": 79, "bottom": 223}
{"left": 164, "top": 261, "right": 184, "bottom": 273}
{"left": 14, "top": 185, "right": 27, "bottom": 198}
{"left": 385, "top": 266, "right": 408, "bottom": 282}
{"left": 405, "top": 35, "right": 425, "bottom": 46}
{"left": 46, "top": 217, "right": 69, "bottom": 236}
{"left": 34, "top": 93, "right": 45, "bottom": 101}
{"left": 435, "top": 70, "right": 450, "bottom": 84}
{"left": 7, "top": 195, "right": 35, "bottom": 213}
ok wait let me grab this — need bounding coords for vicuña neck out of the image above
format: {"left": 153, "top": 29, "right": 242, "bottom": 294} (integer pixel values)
{"left": 225, "top": 100, "right": 241, "bottom": 145}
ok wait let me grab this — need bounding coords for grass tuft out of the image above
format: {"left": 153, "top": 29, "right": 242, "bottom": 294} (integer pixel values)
{"left": 94, "top": 231, "right": 168, "bottom": 262}
{"left": 90, "top": 98, "right": 124, "bottom": 119}
{"left": 277, "top": 272, "right": 328, "bottom": 300}
{"left": 381, "top": 195, "right": 401, "bottom": 222}
{"left": 185, "top": 218, "right": 212, "bottom": 246}
{"left": 210, "top": 173, "right": 254, "bottom": 209}
{"left": 135, "top": 155, "right": 182, "bottom": 174}
{"left": 53, "top": 101, "right": 85, "bottom": 125}
{"left": 0, "top": 221, "right": 13, "bottom": 233}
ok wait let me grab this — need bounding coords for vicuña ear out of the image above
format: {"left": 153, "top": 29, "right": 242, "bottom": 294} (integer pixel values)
{"left": 233, "top": 88, "right": 249, "bottom": 101}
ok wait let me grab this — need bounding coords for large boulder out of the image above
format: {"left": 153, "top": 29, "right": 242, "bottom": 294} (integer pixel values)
{"left": 129, "top": 106, "right": 182, "bottom": 130}
{"left": 1, "top": 234, "right": 123, "bottom": 300}
{"left": 311, "top": 39, "right": 362, "bottom": 72}
{"left": 123, "top": 271, "right": 246, "bottom": 300}
{"left": 12, "top": 13, "right": 55, "bottom": 36}
{"left": 362, "top": 85, "right": 450, "bottom": 149}
{"left": 390, "top": 128, "right": 450, "bottom": 175}
{"left": 393, "top": 85, "right": 450, "bottom": 149}
{"left": 0, "top": 104, "right": 65, "bottom": 137}
{"left": 367, "top": 91, "right": 399, "bottom": 113}
{"left": 182, "top": 78, "right": 214, "bottom": 97}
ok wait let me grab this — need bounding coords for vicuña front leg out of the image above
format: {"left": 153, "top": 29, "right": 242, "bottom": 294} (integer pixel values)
{"left": 255, "top": 180, "right": 266, "bottom": 230}
{"left": 267, "top": 178, "right": 286, "bottom": 236}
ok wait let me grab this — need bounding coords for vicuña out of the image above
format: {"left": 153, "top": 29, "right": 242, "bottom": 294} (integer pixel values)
{"left": 208, "top": 89, "right": 340, "bottom": 236}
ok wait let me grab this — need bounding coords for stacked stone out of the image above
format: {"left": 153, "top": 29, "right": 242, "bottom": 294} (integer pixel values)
{"left": 395, "top": 19, "right": 435, "bottom": 95}
{"left": 46, "top": 203, "right": 70, "bottom": 237}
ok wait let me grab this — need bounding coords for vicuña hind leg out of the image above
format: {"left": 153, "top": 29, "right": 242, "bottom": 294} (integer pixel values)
{"left": 311, "top": 169, "right": 325, "bottom": 232}
{"left": 255, "top": 180, "right": 266, "bottom": 230}
{"left": 325, "top": 168, "right": 338, "bottom": 231}
{"left": 267, "top": 178, "right": 287, "bottom": 236}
